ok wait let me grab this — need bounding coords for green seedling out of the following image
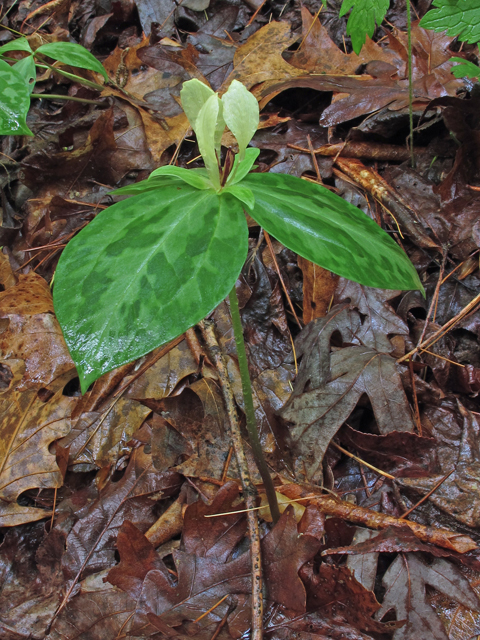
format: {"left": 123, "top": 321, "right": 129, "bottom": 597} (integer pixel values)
{"left": 0, "top": 37, "right": 108, "bottom": 135}
{"left": 52, "top": 78, "right": 422, "bottom": 520}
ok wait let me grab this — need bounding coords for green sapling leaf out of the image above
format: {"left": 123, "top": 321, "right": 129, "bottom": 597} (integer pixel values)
{"left": 419, "top": 0, "right": 480, "bottom": 45}
{"left": 0, "top": 58, "right": 33, "bottom": 136}
{"left": 35, "top": 41, "right": 108, "bottom": 80}
{"left": 242, "top": 172, "right": 423, "bottom": 292}
{"left": 450, "top": 57, "right": 480, "bottom": 79}
{"left": 339, "top": 0, "right": 390, "bottom": 54}
{"left": 0, "top": 38, "right": 33, "bottom": 56}
{"left": 221, "top": 79, "right": 259, "bottom": 160}
{"left": 148, "top": 165, "right": 213, "bottom": 189}
{"left": 53, "top": 185, "right": 248, "bottom": 392}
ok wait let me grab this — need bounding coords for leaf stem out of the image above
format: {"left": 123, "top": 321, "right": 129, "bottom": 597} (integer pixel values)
{"left": 31, "top": 93, "right": 104, "bottom": 105}
{"left": 34, "top": 57, "right": 105, "bottom": 91}
{"left": 229, "top": 285, "right": 280, "bottom": 524}
{"left": 406, "top": 0, "right": 415, "bottom": 168}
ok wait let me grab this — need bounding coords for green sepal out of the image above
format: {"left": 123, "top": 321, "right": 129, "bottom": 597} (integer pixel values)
{"left": 148, "top": 165, "right": 213, "bottom": 190}
{"left": 242, "top": 172, "right": 423, "bottom": 292}
{"left": 226, "top": 147, "right": 260, "bottom": 186}
{"left": 53, "top": 185, "right": 248, "bottom": 392}
{"left": 0, "top": 58, "right": 32, "bottom": 135}
{"left": 35, "top": 41, "right": 108, "bottom": 80}
{"left": 0, "top": 38, "right": 33, "bottom": 55}
{"left": 221, "top": 185, "right": 255, "bottom": 209}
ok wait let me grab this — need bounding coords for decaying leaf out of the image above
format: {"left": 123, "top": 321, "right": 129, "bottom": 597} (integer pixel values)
{"left": 0, "top": 360, "right": 73, "bottom": 527}
{"left": 281, "top": 305, "right": 415, "bottom": 481}
{"left": 399, "top": 402, "right": 480, "bottom": 528}
{"left": 378, "top": 554, "right": 480, "bottom": 640}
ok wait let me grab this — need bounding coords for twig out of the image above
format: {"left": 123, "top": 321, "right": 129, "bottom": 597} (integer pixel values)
{"left": 198, "top": 320, "right": 264, "bottom": 640}
{"left": 264, "top": 231, "right": 302, "bottom": 328}
{"left": 330, "top": 441, "right": 395, "bottom": 480}
{"left": 397, "top": 292, "right": 480, "bottom": 363}
{"left": 400, "top": 469, "right": 454, "bottom": 519}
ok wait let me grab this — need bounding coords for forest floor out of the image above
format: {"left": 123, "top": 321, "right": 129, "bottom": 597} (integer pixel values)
{"left": 1, "top": 0, "right": 480, "bottom": 638}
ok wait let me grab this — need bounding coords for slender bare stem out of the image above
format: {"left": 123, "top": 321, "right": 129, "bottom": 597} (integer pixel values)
{"left": 228, "top": 286, "right": 280, "bottom": 524}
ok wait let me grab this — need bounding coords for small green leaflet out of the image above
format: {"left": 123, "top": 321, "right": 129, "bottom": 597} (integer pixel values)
{"left": 450, "top": 57, "right": 480, "bottom": 79}
{"left": 35, "top": 41, "right": 108, "bottom": 80}
{"left": 53, "top": 185, "right": 248, "bottom": 392}
{"left": 419, "top": 0, "right": 480, "bottom": 44}
{"left": 0, "top": 38, "right": 32, "bottom": 56}
{"left": 340, "top": 0, "right": 390, "bottom": 54}
{"left": 242, "top": 172, "right": 423, "bottom": 292}
{"left": 0, "top": 58, "right": 32, "bottom": 135}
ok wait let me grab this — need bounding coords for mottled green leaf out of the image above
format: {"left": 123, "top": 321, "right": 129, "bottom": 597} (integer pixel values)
{"left": 13, "top": 55, "right": 36, "bottom": 94}
{"left": 148, "top": 165, "right": 212, "bottom": 189}
{"left": 419, "top": 0, "right": 480, "bottom": 44}
{"left": 36, "top": 41, "right": 108, "bottom": 80}
{"left": 54, "top": 185, "right": 248, "bottom": 392}
{"left": 0, "top": 58, "right": 32, "bottom": 135}
{"left": 242, "top": 172, "right": 422, "bottom": 292}
{"left": 227, "top": 147, "right": 260, "bottom": 186}
{"left": 451, "top": 57, "right": 480, "bottom": 79}
{"left": 221, "top": 80, "right": 259, "bottom": 160}
{"left": 0, "top": 37, "right": 32, "bottom": 56}
{"left": 340, "top": 0, "right": 390, "bottom": 54}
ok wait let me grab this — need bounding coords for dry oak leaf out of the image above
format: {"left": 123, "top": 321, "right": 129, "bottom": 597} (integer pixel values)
{"left": 46, "top": 569, "right": 137, "bottom": 640}
{"left": 61, "top": 446, "right": 182, "bottom": 582}
{"left": 399, "top": 402, "right": 480, "bottom": 528}
{"left": 281, "top": 340, "right": 415, "bottom": 482}
{"left": 377, "top": 554, "right": 480, "bottom": 640}
{"left": 0, "top": 360, "right": 73, "bottom": 526}
{"left": 334, "top": 279, "right": 409, "bottom": 353}
{"left": 128, "top": 506, "right": 319, "bottom": 637}
{"left": 0, "top": 268, "right": 74, "bottom": 390}
{"left": 223, "top": 20, "right": 306, "bottom": 90}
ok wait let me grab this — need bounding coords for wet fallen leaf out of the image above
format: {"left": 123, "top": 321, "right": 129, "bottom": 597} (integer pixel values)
{"left": 0, "top": 360, "right": 73, "bottom": 526}
{"left": 281, "top": 310, "right": 415, "bottom": 481}
{"left": 377, "top": 554, "right": 480, "bottom": 639}
{"left": 0, "top": 264, "right": 74, "bottom": 390}
{"left": 399, "top": 402, "right": 480, "bottom": 528}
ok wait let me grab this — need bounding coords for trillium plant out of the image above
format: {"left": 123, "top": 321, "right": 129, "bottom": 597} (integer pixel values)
{"left": 53, "top": 78, "right": 422, "bottom": 518}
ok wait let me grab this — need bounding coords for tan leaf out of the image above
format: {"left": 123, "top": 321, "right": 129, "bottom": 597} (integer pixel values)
{"left": 0, "top": 271, "right": 74, "bottom": 390}
{"left": 0, "top": 360, "right": 73, "bottom": 526}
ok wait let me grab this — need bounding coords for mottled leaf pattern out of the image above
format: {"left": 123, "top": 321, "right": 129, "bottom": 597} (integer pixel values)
{"left": 242, "top": 172, "right": 422, "bottom": 292}
{"left": 54, "top": 186, "right": 248, "bottom": 391}
{"left": 0, "top": 58, "right": 32, "bottom": 135}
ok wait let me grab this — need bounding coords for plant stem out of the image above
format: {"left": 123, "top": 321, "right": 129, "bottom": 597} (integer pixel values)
{"left": 34, "top": 58, "right": 105, "bottom": 91}
{"left": 31, "top": 93, "right": 104, "bottom": 105}
{"left": 228, "top": 285, "right": 281, "bottom": 524}
{"left": 406, "top": 0, "right": 415, "bottom": 168}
